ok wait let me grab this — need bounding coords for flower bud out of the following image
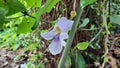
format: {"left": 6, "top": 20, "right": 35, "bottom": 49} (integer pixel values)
{"left": 70, "top": 11, "right": 76, "bottom": 18}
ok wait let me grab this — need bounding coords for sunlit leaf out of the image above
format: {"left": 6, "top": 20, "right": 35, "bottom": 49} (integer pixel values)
{"left": 25, "top": 0, "right": 42, "bottom": 8}
{"left": 76, "top": 42, "right": 89, "bottom": 50}
{"left": 33, "top": 0, "right": 42, "bottom": 7}
{"left": 6, "top": 0, "right": 26, "bottom": 16}
{"left": 44, "top": 0, "right": 60, "bottom": 13}
{"left": 80, "top": 0, "right": 97, "bottom": 8}
{"left": 17, "top": 17, "right": 34, "bottom": 34}
{"left": 33, "top": 0, "right": 60, "bottom": 30}
{"left": 36, "top": 0, "right": 60, "bottom": 18}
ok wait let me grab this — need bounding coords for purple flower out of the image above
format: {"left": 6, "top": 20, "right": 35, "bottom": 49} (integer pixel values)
{"left": 41, "top": 17, "right": 73, "bottom": 55}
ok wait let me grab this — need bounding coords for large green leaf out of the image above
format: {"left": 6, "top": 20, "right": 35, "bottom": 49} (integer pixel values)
{"left": 0, "top": 0, "right": 6, "bottom": 7}
{"left": 71, "top": 52, "right": 86, "bottom": 68}
{"left": 36, "top": 0, "right": 60, "bottom": 18}
{"left": 44, "top": 0, "right": 60, "bottom": 13}
{"left": 110, "top": 15, "right": 120, "bottom": 25}
{"left": 77, "top": 52, "right": 86, "bottom": 68}
{"left": 80, "top": 0, "right": 97, "bottom": 8}
{"left": 25, "top": 0, "right": 36, "bottom": 7}
{"left": 17, "top": 17, "right": 34, "bottom": 34}
{"left": 71, "top": 53, "right": 76, "bottom": 68}
{"left": 76, "top": 42, "right": 89, "bottom": 50}
{"left": 25, "top": 0, "right": 42, "bottom": 8}
{"left": 0, "top": 8, "right": 8, "bottom": 26}
{"left": 32, "top": 0, "right": 60, "bottom": 30}
{"left": 6, "top": 0, "right": 26, "bottom": 16}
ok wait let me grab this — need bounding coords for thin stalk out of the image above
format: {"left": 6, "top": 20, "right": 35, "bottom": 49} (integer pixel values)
{"left": 89, "top": 28, "right": 103, "bottom": 44}
{"left": 58, "top": 7, "right": 83, "bottom": 68}
{"left": 101, "top": 0, "right": 110, "bottom": 68}
{"left": 102, "top": 0, "right": 109, "bottom": 58}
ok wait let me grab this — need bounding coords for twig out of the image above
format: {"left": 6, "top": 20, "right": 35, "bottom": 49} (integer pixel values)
{"left": 89, "top": 28, "right": 103, "bottom": 45}
{"left": 73, "top": 0, "right": 76, "bottom": 11}
{"left": 80, "top": 28, "right": 99, "bottom": 31}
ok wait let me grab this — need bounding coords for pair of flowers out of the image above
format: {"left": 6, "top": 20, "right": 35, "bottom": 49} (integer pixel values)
{"left": 41, "top": 17, "right": 73, "bottom": 55}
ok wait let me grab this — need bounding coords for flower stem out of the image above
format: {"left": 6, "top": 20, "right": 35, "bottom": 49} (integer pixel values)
{"left": 58, "top": 7, "right": 83, "bottom": 68}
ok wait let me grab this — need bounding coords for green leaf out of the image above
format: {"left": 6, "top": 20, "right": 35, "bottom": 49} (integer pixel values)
{"left": 33, "top": 0, "right": 60, "bottom": 30}
{"left": 103, "top": 56, "right": 108, "bottom": 62}
{"left": 44, "top": 0, "right": 60, "bottom": 13}
{"left": 25, "top": 0, "right": 36, "bottom": 7}
{"left": 13, "top": 44, "right": 20, "bottom": 50}
{"left": 71, "top": 52, "right": 86, "bottom": 68}
{"left": 31, "top": 21, "right": 39, "bottom": 30}
{"left": 90, "top": 25, "right": 95, "bottom": 30}
{"left": 25, "top": 0, "right": 42, "bottom": 8}
{"left": 70, "top": 53, "right": 76, "bottom": 67}
{"left": 36, "top": 0, "right": 60, "bottom": 17}
{"left": 33, "top": 0, "right": 42, "bottom": 7}
{"left": 110, "top": 15, "right": 120, "bottom": 25}
{"left": 76, "top": 42, "right": 89, "bottom": 50}
{"left": 6, "top": 0, "right": 26, "bottom": 16}
{"left": 80, "top": 0, "right": 96, "bottom": 8}
{"left": 80, "top": 18, "right": 89, "bottom": 28}
{"left": 17, "top": 17, "right": 34, "bottom": 34}
{"left": 0, "top": 0, "right": 6, "bottom": 7}
{"left": 77, "top": 52, "right": 86, "bottom": 68}
{"left": 66, "top": 56, "right": 71, "bottom": 67}
{"left": 0, "top": 8, "right": 8, "bottom": 26}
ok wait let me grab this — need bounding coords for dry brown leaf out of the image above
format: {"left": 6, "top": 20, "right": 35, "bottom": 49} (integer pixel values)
{"left": 108, "top": 55, "right": 117, "bottom": 68}
{"left": 114, "top": 48, "right": 120, "bottom": 54}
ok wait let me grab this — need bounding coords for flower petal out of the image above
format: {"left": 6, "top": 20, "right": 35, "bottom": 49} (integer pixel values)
{"left": 60, "top": 32, "right": 68, "bottom": 40}
{"left": 41, "top": 30, "right": 55, "bottom": 40}
{"left": 60, "top": 33, "right": 67, "bottom": 46}
{"left": 55, "top": 17, "right": 73, "bottom": 32}
{"left": 20, "top": 64, "right": 25, "bottom": 68}
{"left": 48, "top": 40, "right": 62, "bottom": 55}
{"left": 61, "top": 41, "right": 66, "bottom": 46}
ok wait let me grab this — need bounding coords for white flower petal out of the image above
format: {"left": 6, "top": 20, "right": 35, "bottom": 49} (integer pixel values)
{"left": 41, "top": 30, "right": 55, "bottom": 40}
{"left": 48, "top": 40, "right": 62, "bottom": 55}
{"left": 62, "top": 41, "right": 66, "bottom": 46}
{"left": 60, "top": 32, "right": 68, "bottom": 40}
{"left": 20, "top": 64, "right": 25, "bottom": 68}
{"left": 55, "top": 17, "right": 73, "bottom": 32}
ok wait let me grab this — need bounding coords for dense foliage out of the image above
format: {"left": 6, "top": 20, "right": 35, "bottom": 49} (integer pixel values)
{"left": 0, "top": 0, "right": 120, "bottom": 68}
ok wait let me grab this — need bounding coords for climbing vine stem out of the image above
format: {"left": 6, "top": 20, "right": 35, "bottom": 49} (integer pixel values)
{"left": 58, "top": 7, "right": 83, "bottom": 68}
